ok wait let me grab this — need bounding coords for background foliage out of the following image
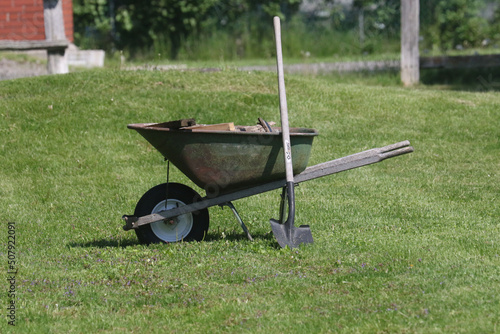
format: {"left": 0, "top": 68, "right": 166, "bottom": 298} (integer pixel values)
{"left": 420, "top": 0, "right": 489, "bottom": 51}
{"left": 72, "top": 0, "right": 500, "bottom": 60}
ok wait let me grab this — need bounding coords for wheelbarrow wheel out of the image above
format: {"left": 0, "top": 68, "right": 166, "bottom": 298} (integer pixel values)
{"left": 134, "top": 183, "right": 209, "bottom": 244}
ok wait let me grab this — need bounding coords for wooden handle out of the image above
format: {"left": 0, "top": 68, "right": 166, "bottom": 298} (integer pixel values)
{"left": 274, "top": 16, "right": 294, "bottom": 183}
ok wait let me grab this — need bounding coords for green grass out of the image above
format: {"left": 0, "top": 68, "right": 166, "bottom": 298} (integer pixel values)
{"left": 112, "top": 52, "right": 402, "bottom": 74}
{"left": 0, "top": 51, "right": 45, "bottom": 64}
{"left": 1, "top": 68, "right": 499, "bottom": 333}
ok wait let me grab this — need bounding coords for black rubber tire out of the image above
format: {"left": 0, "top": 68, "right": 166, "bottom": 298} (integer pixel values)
{"left": 134, "top": 183, "right": 209, "bottom": 244}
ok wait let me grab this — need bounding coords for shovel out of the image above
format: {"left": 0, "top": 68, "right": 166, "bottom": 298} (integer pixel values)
{"left": 270, "top": 17, "right": 314, "bottom": 249}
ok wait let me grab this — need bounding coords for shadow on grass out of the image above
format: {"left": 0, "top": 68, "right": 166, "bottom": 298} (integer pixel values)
{"left": 420, "top": 66, "right": 500, "bottom": 91}
{"left": 67, "top": 230, "right": 278, "bottom": 248}
{"left": 202, "top": 230, "right": 277, "bottom": 243}
{"left": 68, "top": 238, "right": 140, "bottom": 248}
{"left": 322, "top": 66, "right": 500, "bottom": 91}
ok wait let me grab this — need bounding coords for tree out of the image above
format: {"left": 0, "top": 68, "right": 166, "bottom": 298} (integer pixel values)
{"left": 420, "top": 0, "right": 487, "bottom": 51}
{"left": 113, "top": 0, "right": 218, "bottom": 59}
{"left": 204, "top": 0, "right": 301, "bottom": 57}
{"left": 73, "top": 0, "right": 301, "bottom": 59}
{"left": 73, "top": 0, "right": 113, "bottom": 50}
{"left": 489, "top": 4, "right": 500, "bottom": 44}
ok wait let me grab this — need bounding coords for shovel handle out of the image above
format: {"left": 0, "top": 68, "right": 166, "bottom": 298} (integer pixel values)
{"left": 274, "top": 16, "right": 294, "bottom": 183}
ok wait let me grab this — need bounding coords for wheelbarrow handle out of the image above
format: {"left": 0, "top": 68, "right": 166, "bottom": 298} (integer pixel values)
{"left": 122, "top": 141, "right": 413, "bottom": 231}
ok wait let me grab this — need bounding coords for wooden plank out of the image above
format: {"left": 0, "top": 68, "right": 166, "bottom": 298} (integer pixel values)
{"left": 0, "top": 39, "right": 68, "bottom": 51}
{"left": 401, "top": 0, "right": 420, "bottom": 86}
{"left": 182, "top": 122, "right": 236, "bottom": 131}
{"left": 151, "top": 119, "right": 196, "bottom": 129}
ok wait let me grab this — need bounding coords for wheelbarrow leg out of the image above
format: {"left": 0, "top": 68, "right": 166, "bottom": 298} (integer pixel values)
{"left": 221, "top": 202, "right": 254, "bottom": 241}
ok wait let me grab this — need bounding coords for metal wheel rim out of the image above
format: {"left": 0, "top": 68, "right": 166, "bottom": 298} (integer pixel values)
{"left": 150, "top": 199, "right": 193, "bottom": 242}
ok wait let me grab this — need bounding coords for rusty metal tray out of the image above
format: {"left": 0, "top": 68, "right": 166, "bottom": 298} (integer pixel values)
{"left": 127, "top": 122, "right": 318, "bottom": 195}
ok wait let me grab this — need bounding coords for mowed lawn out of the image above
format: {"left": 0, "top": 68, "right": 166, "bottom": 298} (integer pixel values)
{"left": 0, "top": 68, "right": 499, "bottom": 333}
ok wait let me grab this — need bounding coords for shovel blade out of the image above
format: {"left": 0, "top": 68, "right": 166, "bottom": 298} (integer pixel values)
{"left": 270, "top": 219, "right": 313, "bottom": 248}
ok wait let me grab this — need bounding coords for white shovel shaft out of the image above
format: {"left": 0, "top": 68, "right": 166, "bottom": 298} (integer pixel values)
{"left": 273, "top": 16, "right": 294, "bottom": 183}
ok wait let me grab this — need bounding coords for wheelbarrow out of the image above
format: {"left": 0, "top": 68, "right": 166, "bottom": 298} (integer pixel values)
{"left": 122, "top": 119, "right": 413, "bottom": 246}
{"left": 121, "top": 18, "right": 414, "bottom": 248}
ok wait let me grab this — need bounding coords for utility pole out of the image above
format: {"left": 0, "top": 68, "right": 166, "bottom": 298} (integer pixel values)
{"left": 401, "top": 0, "right": 419, "bottom": 86}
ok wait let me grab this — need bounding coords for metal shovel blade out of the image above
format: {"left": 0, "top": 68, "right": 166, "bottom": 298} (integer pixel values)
{"left": 270, "top": 219, "right": 313, "bottom": 249}
{"left": 270, "top": 182, "right": 313, "bottom": 248}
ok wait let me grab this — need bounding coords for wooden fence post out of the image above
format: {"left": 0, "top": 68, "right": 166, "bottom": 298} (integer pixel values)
{"left": 44, "top": 0, "right": 68, "bottom": 74}
{"left": 401, "top": 0, "right": 419, "bottom": 86}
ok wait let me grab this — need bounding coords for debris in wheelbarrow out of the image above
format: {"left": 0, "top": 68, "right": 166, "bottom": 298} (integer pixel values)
{"left": 121, "top": 17, "right": 414, "bottom": 248}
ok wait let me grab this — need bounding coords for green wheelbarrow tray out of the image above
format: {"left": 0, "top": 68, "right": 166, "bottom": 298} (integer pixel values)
{"left": 127, "top": 122, "right": 318, "bottom": 196}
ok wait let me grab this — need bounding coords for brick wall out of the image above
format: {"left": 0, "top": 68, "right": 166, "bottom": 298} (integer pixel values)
{"left": 0, "top": 0, "right": 73, "bottom": 42}
{"left": 62, "top": 0, "right": 73, "bottom": 42}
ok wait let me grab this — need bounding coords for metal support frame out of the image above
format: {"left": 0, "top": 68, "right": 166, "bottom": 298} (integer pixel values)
{"left": 221, "top": 202, "right": 253, "bottom": 241}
